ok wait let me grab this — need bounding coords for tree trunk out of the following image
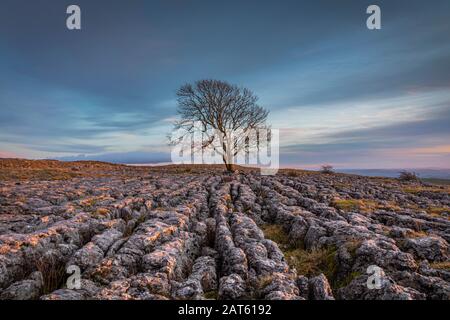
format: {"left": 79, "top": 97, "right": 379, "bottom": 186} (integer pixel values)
{"left": 225, "top": 162, "right": 234, "bottom": 172}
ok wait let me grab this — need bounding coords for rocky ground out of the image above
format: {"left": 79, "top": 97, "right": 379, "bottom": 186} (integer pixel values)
{"left": 0, "top": 160, "right": 449, "bottom": 300}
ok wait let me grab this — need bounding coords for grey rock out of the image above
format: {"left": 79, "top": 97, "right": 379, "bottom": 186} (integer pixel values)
{"left": 0, "top": 271, "right": 43, "bottom": 300}
{"left": 402, "top": 236, "right": 448, "bottom": 262}
{"left": 218, "top": 274, "right": 246, "bottom": 300}
{"left": 296, "top": 276, "right": 309, "bottom": 300}
{"left": 309, "top": 274, "right": 335, "bottom": 300}
{"left": 338, "top": 273, "right": 426, "bottom": 300}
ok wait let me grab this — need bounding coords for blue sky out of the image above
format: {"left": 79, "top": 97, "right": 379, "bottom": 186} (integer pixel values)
{"left": 0, "top": 0, "right": 449, "bottom": 168}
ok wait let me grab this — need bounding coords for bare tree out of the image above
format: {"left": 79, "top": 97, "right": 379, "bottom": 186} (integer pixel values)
{"left": 170, "top": 79, "right": 269, "bottom": 171}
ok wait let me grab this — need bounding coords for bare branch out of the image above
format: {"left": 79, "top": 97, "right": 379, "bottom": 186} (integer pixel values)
{"left": 169, "top": 79, "right": 270, "bottom": 171}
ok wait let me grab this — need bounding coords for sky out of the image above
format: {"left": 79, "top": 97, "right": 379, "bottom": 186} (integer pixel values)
{"left": 0, "top": 0, "right": 449, "bottom": 169}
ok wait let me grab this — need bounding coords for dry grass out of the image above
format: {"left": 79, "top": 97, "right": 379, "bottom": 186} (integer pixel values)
{"left": 381, "top": 202, "right": 403, "bottom": 211}
{"left": 204, "top": 290, "right": 218, "bottom": 299}
{"left": 80, "top": 197, "right": 100, "bottom": 208}
{"left": 344, "top": 239, "right": 363, "bottom": 256}
{"left": 257, "top": 275, "right": 275, "bottom": 289}
{"left": 261, "top": 223, "right": 365, "bottom": 290}
{"left": 403, "top": 185, "right": 450, "bottom": 195}
{"left": 333, "top": 182, "right": 351, "bottom": 189}
{"left": 261, "top": 223, "right": 337, "bottom": 279}
{"left": 331, "top": 199, "right": 379, "bottom": 213}
{"left": 34, "top": 255, "right": 67, "bottom": 295}
{"left": 430, "top": 261, "right": 450, "bottom": 271}
{"left": 285, "top": 170, "right": 301, "bottom": 177}
{"left": 261, "top": 224, "right": 290, "bottom": 245}
{"left": 173, "top": 167, "right": 193, "bottom": 174}
{"left": 421, "top": 178, "right": 450, "bottom": 186}
{"left": 427, "top": 207, "right": 450, "bottom": 219}
{"left": 93, "top": 207, "right": 110, "bottom": 218}
{"left": 0, "top": 168, "right": 81, "bottom": 181}
{"left": 405, "top": 230, "right": 428, "bottom": 238}
{"left": 334, "top": 271, "right": 362, "bottom": 289}
{"left": 261, "top": 224, "right": 302, "bottom": 249}
{"left": 284, "top": 247, "right": 338, "bottom": 279}
{"left": 331, "top": 198, "right": 407, "bottom": 213}
{"left": 280, "top": 169, "right": 320, "bottom": 178}
{"left": 0, "top": 159, "right": 129, "bottom": 181}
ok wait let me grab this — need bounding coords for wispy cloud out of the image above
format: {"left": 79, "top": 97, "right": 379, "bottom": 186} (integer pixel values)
{"left": 0, "top": 0, "right": 449, "bottom": 168}
{"left": 409, "top": 145, "right": 450, "bottom": 155}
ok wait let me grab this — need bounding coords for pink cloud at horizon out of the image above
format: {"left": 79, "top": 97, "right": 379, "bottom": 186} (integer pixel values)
{"left": 0, "top": 151, "right": 18, "bottom": 158}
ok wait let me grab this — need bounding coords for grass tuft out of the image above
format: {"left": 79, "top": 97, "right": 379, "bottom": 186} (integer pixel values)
{"left": 261, "top": 224, "right": 365, "bottom": 290}
{"left": 284, "top": 247, "right": 338, "bottom": 280}
{"left": 34, "top": 255, "right": 67, "bottom": 295}
{"left": 427, "top": 207, "right": 449, "bottom": 219}
{"left": 261, "top": 223, "right": 337, "bottom": 279}
{"left": 204, "top": 290, "right": 218, "bottom": 299}
{"left": 430, "top": 261, "right": 450, "bottom": 271}
{"left": 331, "top": 199, "right": 378, "bottom": 213}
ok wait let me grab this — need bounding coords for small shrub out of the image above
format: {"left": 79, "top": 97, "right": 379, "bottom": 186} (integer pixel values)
{"left": 320, "top": 165, "right": 334, "bottom": 174}
{"left": 399, "top": 171, "right": 419, "bottom": 182}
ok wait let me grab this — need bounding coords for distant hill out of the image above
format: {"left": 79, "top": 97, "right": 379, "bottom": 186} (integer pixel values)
{"left": 338, "top": 168, "right": 450, "bottom": 180}
{"left": 0, "top": 158, "right": 127, "bottom": 180}
{"left": 54, "top": 151, "right": 171, "bottom": 164}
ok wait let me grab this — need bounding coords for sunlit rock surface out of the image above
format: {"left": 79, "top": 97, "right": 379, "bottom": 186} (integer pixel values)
{"left": 0, "top": 160, "right": 448, "bottom": 300}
